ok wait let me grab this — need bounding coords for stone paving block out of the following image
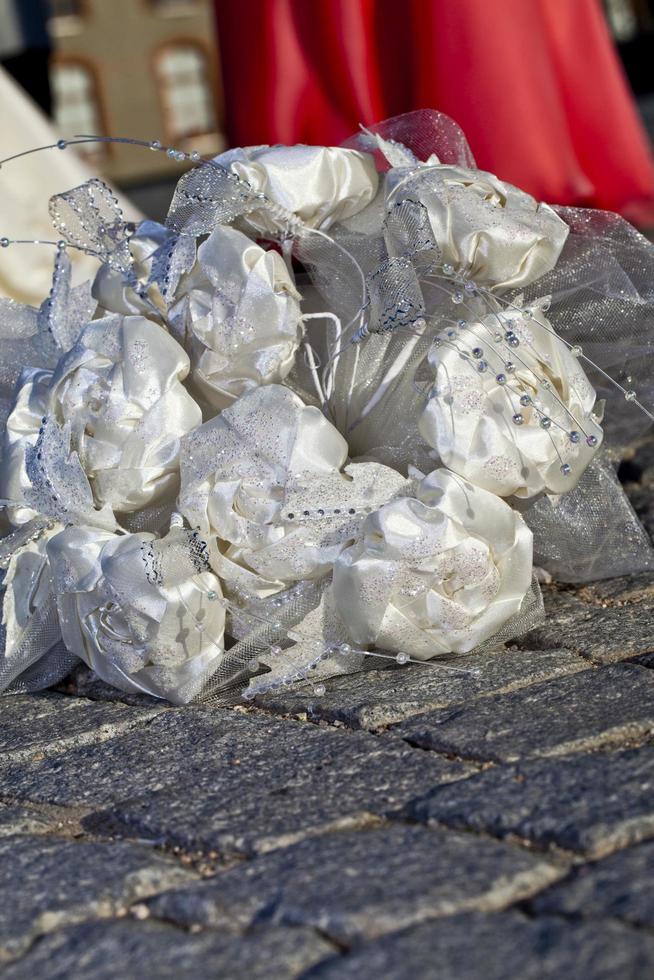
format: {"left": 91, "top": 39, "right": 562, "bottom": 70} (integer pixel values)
{"left": 0, "top": 708, "right": 273, "bottom": 807}
{"left": 255, "top": 647, "right": 586, "bottom": 730}
{"left": 0, "top": 835, "right": 197, "bottom": 964}
{"left": 146, "top": 824, "right": 564, "bottom": 945}
{"left": 305, "top": 911, "right": 654, "bottom": 980}
{"left": 1, "top": 920, "right": 333, "bottom": 980}
{"left": 573, "top": 573, "right": 654, "bottom": 606}
{"left": 0, "top": 803, "right": 54, "bottom": 838}
{"left": 0, "top": 707, "right": 469, "bottom": 856}
{"left": 0, "top": 693, "right": 163, "bottom": 764}
{"left": 404, "top": 745, "right": 654, "bottom": 859}
{"left": 396, "top": 663, "right": 654, "bottom": 763}
{"left": 531, "top": 839, "right": 654, "bottom": 927}
{"left": 520, "top": 585, "right": 654, "bottom": 664}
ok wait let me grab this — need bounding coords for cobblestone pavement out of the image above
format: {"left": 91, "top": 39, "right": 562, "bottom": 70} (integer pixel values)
{"left": 1, "top": 443, "right": 653, "bottom": 979}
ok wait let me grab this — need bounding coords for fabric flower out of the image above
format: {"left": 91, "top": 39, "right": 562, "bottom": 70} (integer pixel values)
{"left": 333, "top": 467, "right": 534, "bottom": 658}
{"left": 176, "top": 225, "right": 303, "bottom": 411}
{"left": 215, "top": 144, "right": 379, "bottom": 234}
{"left": 418, "top": 300, "right": 603, "bottom": 498}
{"left": 394, "top": 163, "right": 569, "bottom": 291}
{"left": 178, "top": 384, "right": 409, "bottom": 595}
{"left": 1, "top": 366, "right": 52, "bottom": 525}
{"left": 48, "top": 315, "right": 202, "bottom": 513}
{"left": 46, "top": 524, "right": 225, "bottom": 703}
{"left": 1, "top": 525, "right": 60, "bottom": 673}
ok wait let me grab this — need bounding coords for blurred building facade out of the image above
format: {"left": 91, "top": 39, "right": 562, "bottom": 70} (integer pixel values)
{"left": 47, "top": 0, "right": 224, "bottom": 186}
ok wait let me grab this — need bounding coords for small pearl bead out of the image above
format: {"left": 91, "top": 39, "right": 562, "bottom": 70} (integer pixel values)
{"left": 269, "top": 644, "right": 283, "bottom": 657}
{"left": 442, "top": 263, "right": 455, "bottom": 276}
{"left": 519, "top": 394, "right": 531, "bottom": 406}
{"left": 150, "top": 139, "right": 162, "bottom": 150}
{"left": 452, "top": 291, "right": 464, "bottom": 304}
{"left": 512, "top": 413, "right": 524, "bottom": 425}
{"left": 560, "top": 463, "right": 571, "bottom": 476}
{"left": 495, "top": 373, "right": 507, "bottom": 385}
{"left": 472, "top": 347, "right": 483, "bottom": 358}
{"left": 313, "top": 684, "right": 326, "bottom": 696}
{"left": 338, "top": 642, "right": 352, "bottom": 656}
{"left": 540, "top": 417, "right": 552, "bottom": 429}
{"left": 586, "top": 434, "right": 598, "bottom": 447}
{"left": 476, "top": 360, "right": 488, "bottom": 373}
{"left": 624, "top": 390, "right": 637, "bottom": 402}
{"left": 457, "top": 319, "right": 467, "bottom": 328}
{"left": 57, "top": 139, "right": 67, "bottom": 149}
{"left": 571, "top": 345, "right": 582, "bottom": 357}
{"left": 505, "top": 362, "right": 516, "bottom": 373}
{"left": 396, "top": 652, "right": 410, "bottom": 665}
{"left": 569, "top": 431, "right": 580, "bottom": 444}
{"left": 0, "top": 237, "right": 9, "bottom": 248}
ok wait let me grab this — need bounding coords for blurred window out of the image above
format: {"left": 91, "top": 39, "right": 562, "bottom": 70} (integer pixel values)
{"left": 50, "top": 59, "right": 106, "bottom": 159}
{"left": 155, "top": 43, "right": 216, "bottom": 142}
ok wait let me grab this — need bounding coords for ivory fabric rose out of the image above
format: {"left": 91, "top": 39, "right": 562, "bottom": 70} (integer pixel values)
{"left": 1, "top": 366, "right": 52, "bottom": 525}
{"left": 333, "top": 468, "right": 534, "bottom": 658}
{"left": 393, "top": 163, "right": 569, "bottom": 291}
{"left": 178, "top": 384, "right": 409, "bottom": 595}
{"left": 1, "top": 525, "right": 60, "bottom": 681}
{"left": 215, "top": 144, "right": 379, "bottom": 234}
{"left": 176, "top": 225, "right": 303, "bottom": 411}
{"left": 418, "top": 300, "right": 604, "bottom": 498}
{"left": 48, "top": 314, "right": 202, "bottom": 513}
{"left": 46, "top": 524, "right": 225, "bottom": 703}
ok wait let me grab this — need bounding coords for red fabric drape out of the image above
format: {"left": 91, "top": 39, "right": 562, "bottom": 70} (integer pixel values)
{"left": 214, "top": 0, "right": 654, "bottom": 221}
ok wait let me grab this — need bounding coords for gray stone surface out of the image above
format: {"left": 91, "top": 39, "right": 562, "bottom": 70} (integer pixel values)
{"left": 2, "top": 920, "right": 333, "bottom": 980}
{"left": 0, "top": 835, "right": 196, "bottom": 964}
{"left": 256, "top": 646, "right": 586, "bottom": 730}
{"left": 146, "top": 824, "right": 563, "bottom": 945}
{"left": 404, "top": 745, "right": 654, "bottom": 858}
{"left": 395, "top": 663, "right": 654, "bottom": 762}
{"left": 0, "top": 803, "right": 55, "bottom": 838}
{"left": 0, "top": 707, "right": 468, "bottom": 857}
{"left": 0, "top": 693, "right": 164, "bottom": 763}
{"left": 531, "top": 839, "right": 654, "bottom": 927}
{"left": 520, "top": 586, "right": 654, "bottom": 664}
{"left": 305, "top": 911, "right": 654, "bottom": 980}
{"left": 2, "top": 570, "right": 654, "bottom": 975}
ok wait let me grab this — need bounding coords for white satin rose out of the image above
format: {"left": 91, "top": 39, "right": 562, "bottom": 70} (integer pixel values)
{"left": 1, "top": 366, "right": 52, "bottom": 525}
{"left": 395, "top": 163, "right": 569, "bottom": 291}
{"left": 92, "top": 221, "right": 175, "bottom": 318}
{"left": 333, "top": 468, "right": 533, "bottom": 658}
{"left": 418, "top": 300, "right": 603, "bottom": 498}
{"left": 48, "top": 315, "right": 202, "bottom": 513}
{"left": 46, "top": 524, "right": 225, "bottom": 704}
{"left": 1, "top": 525, "right": 60, "bottom": 684}
{"left": 216, "top": 144, "right": 379, "bottom": 234}
{"left": 179, "top": 384, "right": 409, "bottom": 595}
{"left": 176, "top": 225, "right": 302, "bottom": 411}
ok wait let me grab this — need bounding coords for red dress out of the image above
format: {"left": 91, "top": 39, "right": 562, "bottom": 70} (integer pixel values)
{"left": 214, "top": 0, "right": 654, "bottom": 222}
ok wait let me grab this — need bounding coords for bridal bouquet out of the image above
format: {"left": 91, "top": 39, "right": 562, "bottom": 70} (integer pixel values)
{"left": 1, "top": 110, "right": 653, "bottom": 704}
